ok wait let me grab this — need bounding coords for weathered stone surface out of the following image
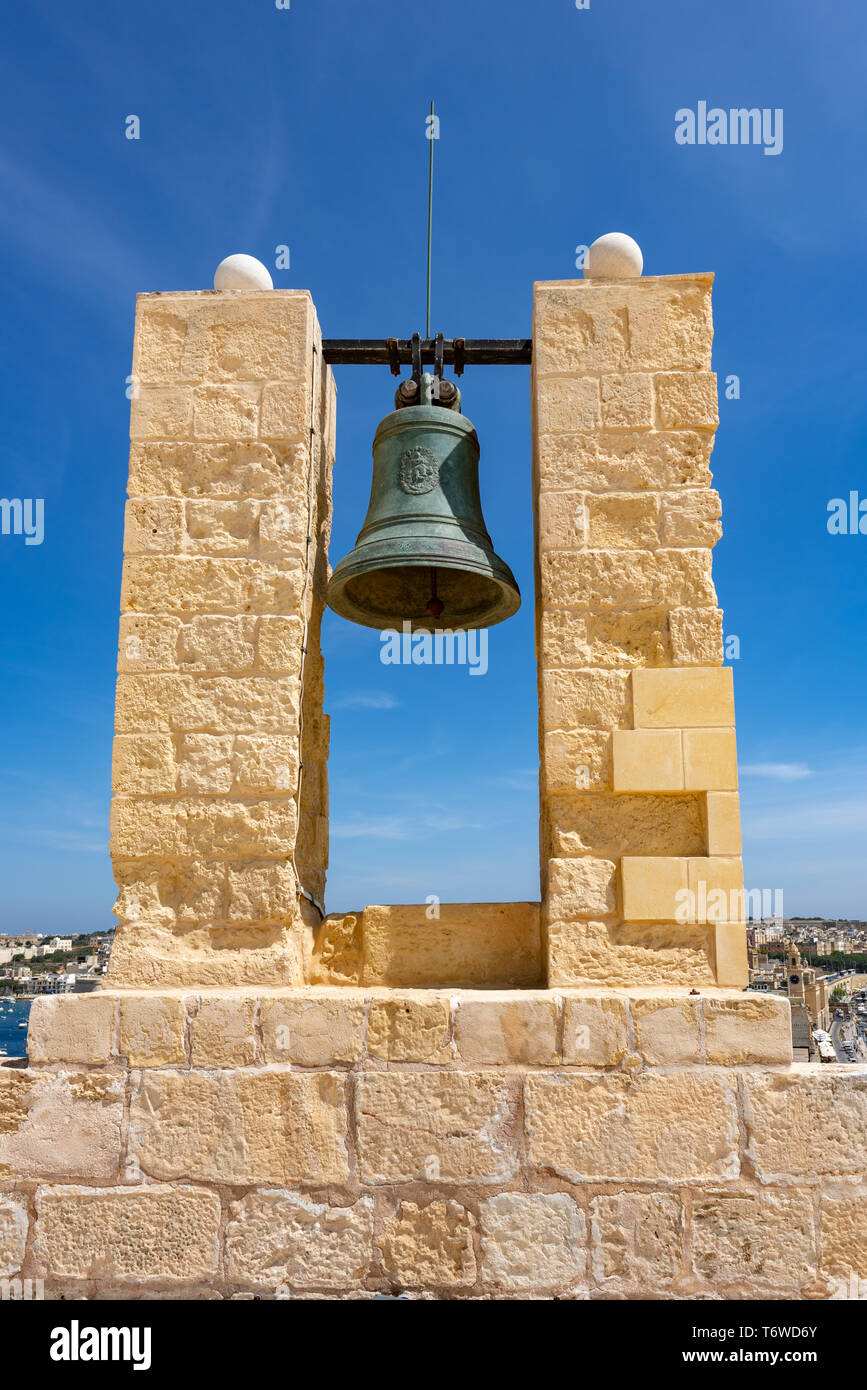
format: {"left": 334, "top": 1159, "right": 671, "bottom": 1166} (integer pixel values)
{"left": 130, "top": 385, "right": 192, "bottom": 440}
{"left": 820, "top": 1194, "right": 867, "bottom": 1281}
{"left": 177, "top": 615, "right": 258, "bottom": 673}
{"left": 660, "top": 490, "right": 722, "bottom": 547}
{"left": 600, "top": 373, "right": 654, "bottom": 429}
{"left": 0, "top": 1071, "right": 123, "bottom": 1182}
{"left": 121, "top": 556, "right": 304, "bottom": 616}
{"left": 191, "top": 995, "right": 257, "bottom": 1066}
{"left": 480, "top": 1192, "right": 585, "bottom": 1291}
{"left": 668, "top": 606, "right": 724, "bottom": 664}
{"left": 540, "top": 608, "right": 671, "bottom": 670}
{"left": 226, "top": 861, "right": 298, "bottom": 922}
{"left": 226, "top": 1192, "right": 373, "bottom": 1289}
{"left": 655, "top": 372, "right": 718, "bottom": 430}
{"left": 379, "top": 1201, "right": 476, "bottom": 1287}
{"left": 118, "top": 614, "right": 183, "bottom": 673}
{"left": 110, "top": 796, "right": 297, "bottom": 859}
{"left": 691, "top": 1190, "right": 816, "bottom": 1288}
{"left": 128, "top": 440, "right": 310, "bottom": 501}
{"left": 546, "top": 857, "right": 617, "bottom": 920}
{"left": 547, "top": 918, "right": 714, "bottom": 989}
{"left": 537, "top": 430, "right": 714, "bottom": 494}
{"left": 33, "top": 1186, "right": 220, "bottom": 1282}
{"left": 541, "top": 548, "right": 715, "bottom": 613}
{"left": 260, "top": 994, "right": 365, "bottom": 1065}
{"left": 590, "top": 1192, "right": 683, "bottom": 1290}
{"left": 361, "top": 903, "right": 542, "bottom": 989}
{"left": 192, "top": 383, "right": 260, "bottom": 440}
{"left": 366, "top": 994, "right": 451, "bottom": 1063}
{"left": 113, "top": 732, "right": 177, "bottom": 794}
{"left": 543, "top": 729, "right": 612, "bottom": 793}
{"left": 561, "top": 996, "right": 629, "bottom": 1065}
{"left": 525, "top": 1072, "right": 739, "bottom": 1182}
{"left": 27, "top": 995, "right": 115, "bottom": 1065}
{"left": 356, "top": 1073, "right": 517, "bottom": 1185}
{"left": 744, "top": 1069, "right": 867, "bottom": 1182}
{"left": 115, "top": 673, "right": 300, "bottom": 733}
{"left": 453, "top": 994, "right": 559, "bottom": 1065}
{"left": 533, "top": 278, "right": 713, "bottom": 376}
{"left": 541, "top": 669, "right": 631, "bottom": 731}
{"left": 0, "top": 1196, "right": 29, "bottom": 1277}
{"left": 588, "top": 492, "right": 659, "bottom": 548}
{"left": 703, "top": 995, "right": 792, "bottom": 1066}
{"left": 632, "top": 996, "right": 702, "bottom": 1065}
{"left": 130, "top": 1070, "right": 349, "bottom": 1185}
{"left": 545, "top": 792, "right": 705, "bottom": 860}
{"left": 118, "top": 995, "right": 187, "bottom": 1067}
{"left": 536, "top": 377, "right": 600, "bottom": 432}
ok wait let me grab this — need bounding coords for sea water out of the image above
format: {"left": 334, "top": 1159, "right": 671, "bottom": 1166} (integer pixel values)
{"left": 0, "top": 998, "right": 31, "bottom": 1059}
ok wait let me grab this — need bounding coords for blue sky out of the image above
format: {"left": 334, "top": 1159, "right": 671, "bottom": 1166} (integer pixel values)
{"left": 1, "top": 0, "right": 866, "bottom": 932}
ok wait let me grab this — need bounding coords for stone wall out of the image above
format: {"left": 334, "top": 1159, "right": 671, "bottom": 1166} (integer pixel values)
{"left": 108, "top": 290, "right": 335, "bottom": 989}
{"left": 0, "top": 988, "right": 862, "bottom": 1299}
{"left": 533, "top": 275, "right": 747, "bottom": 989}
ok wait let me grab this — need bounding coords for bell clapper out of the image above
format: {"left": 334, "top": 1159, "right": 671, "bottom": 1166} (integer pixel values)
{"left": 426, "top": 566, "right": 444, "bottom": 619}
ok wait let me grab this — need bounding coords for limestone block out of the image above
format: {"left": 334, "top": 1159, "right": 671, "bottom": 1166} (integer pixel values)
{"left": 547, "top": 919, "right": 715, "bottom": 991}
{"left": 687, "top": 856, "right": 744, "bottom": 908}
{"left": 130, "top": 1070, "right": 350, "bottom": 1185}
{"left": 128, "top": 440, "right": 309, "bottom": 501}
{"left": 705, "top": 791, "right": 742, "bottom": 855}
{"left": 543, "top": 729, "right": 612, "bottom": 793}
{"left": 260, "top": 383, "right": 311, "bottom": 442}
{"left": 691, "top": 1191, "right": 816, "bottom": 1288}
{"left": 119, "top": 995, "right": 187, "bottom": 1067}
{"left": 533, "top": 278, "right": 713, "bottom": 376}
{"left": 366, "top": 994, "right": 451, "bottom": 1063}
{"left": 590, "top": 1192, "right": 684, "bottom": 1290}
{"left": 260, "top": 993, "right": 365, "bottom": 1065}
{"left": 600, "top": 373, "right": 654, "bottom": 429}
{"left": 546, "top": 793, "right": 705, "bottom": 861}
{"left": 537, "top": 491, "right": 587, "bottom": 552}
{"left": 232, "top": 734, "right": 299, "bottom": 794}
{"left": 655, "top": 372, "right": 718, "bottom": 430}
{"left": 192, "top": 384, "right": 259, "bottom": 440}
{"left": 226, "top": 1193, "right": 373, "bottom": 1289}
{"left": 0, "top": 1196, "right": 28, "bottom": 1277}
{"left": 27, "top": 995, "right": 115, "bottom": 1064}
{"left": 112, "top": 733, "right": 177, "bottom": 794}
{"left": 177, "top": 615, "right": 257, "bottom": 673}
{"left": 546, "top": 856, "right": 617, "bottom": 919}
{"left": 257, "top": 616, "right": 305, "bottom": 673}
{"left": 132, "top": 306, "right": 190, "bottom": 383}
{"left": 525, "top": 1072, "right": 739, "bottom": 1182}
{"left": 184, "top": 499, "right": 259, "bottom": 555}
{"left": 130, "top": 386, "right": 192, "bottom": 440}
{"left": 177, "top": 733, "right": 234, "bottom": 793}
{"left": 668, "top": 606, "right": 724, "bottom": 665}
{"left": 355, "top": 1073, "right": 518, "bottom": 1184}
{"left": 361, "top": 903, "right": 542, "bottom": 989}
{"left": 541, "top": 669, "right": 632, "bottom": 731}
{"left": 587, "top": 492, "right": 659, "bottom": 549}
{"left": 480, "top": 1192, "right": 585, "bottom": 1292}
{"left": 683, "top": 728, "right": 738, "bottom": 791}
{"left": 121, "top": 557, "right": 305, "bottom": 616}
{"left": 191, "top": 995, "right": 257, "bottom": 1066}
{"left": 176, "top": 292, "right": 312, "bottom": 383}
{"left": 107, "top": 920, "right": 305, "bottom": 990}
{"left": 621, "top": 856, "right": 688, "bottom": 922}
{"left": 703, "top": 995, "right": 792, "bottom": 1065}
{"left": 118, "top": 615, "right": 182, "bottom": 673}
{"left": 110, "top": 797, "right": 297, "bottom": 860}
{"left": 659, "top": 490, "right": 722, "bottom": 547}
{"left": 0, "top": 1071, "right": 123, "bottom": 1182}
{"left": 537, "top": 430, "right": 714, "bottom": 494}
{"left": 713, "top": 923, "right": 750, "bottom": 988}
{"left": 539, "top": 608, "right": 670, "bottom": 671}
{"left": 613, "top": 729, "right": 683, "bottom": 792}
{"left": 453, "top": 994, "right": 559, "bottom": 1065}
{"left": 379, "top": 1201, "right": 476, "bottom": 1288}
{"left": 561, "top": 996, "right": 629, "bottom": 1065}
{"left": 541, "top": 549, "right": 715, "bottom": 612}
{"left": 820, "top": 1194, "right": 867, "bottom": 1281}
{"left": 124, "top": 497, "right": 185, "bottom": 554}
{"left": 632, "top": 666, "right": 734, "bottom": 728}
{"left": 226, "top": 861, "right": 297, "bottom": 922}
{"left": 744, "top": 1070, "right": 867, "bottom": 1182}
{"left": 115, "top": 674, "right": 300, "bottom": 733}
{"left": 632, "top": 996, "right": 702, "bottom": 1065}
{"left": 33, "top": 1186, "right": 220, "bottom": 1283}
{"left": 536, "top": 377, "right": 600, "bottom": 433}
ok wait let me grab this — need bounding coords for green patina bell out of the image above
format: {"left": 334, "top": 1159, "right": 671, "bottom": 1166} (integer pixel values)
{"left": 326, "top": 374, "right": 521, "bottom": 631}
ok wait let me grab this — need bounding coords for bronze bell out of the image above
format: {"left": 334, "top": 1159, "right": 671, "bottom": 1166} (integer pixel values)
{"left": 326, "top": 374, "right": 521, "bottom": 631}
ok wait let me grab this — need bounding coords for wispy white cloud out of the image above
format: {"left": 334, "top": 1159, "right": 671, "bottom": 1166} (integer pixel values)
{"left": 740, "top": 762, "right": 813, "bottom": 781}
{"left": 331, "top": 692, "right": 400, "bottom": 710}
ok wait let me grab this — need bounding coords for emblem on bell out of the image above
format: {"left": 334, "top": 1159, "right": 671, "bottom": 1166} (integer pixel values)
{"left": 326, "top": 373, "right": 521, "bottom": 632}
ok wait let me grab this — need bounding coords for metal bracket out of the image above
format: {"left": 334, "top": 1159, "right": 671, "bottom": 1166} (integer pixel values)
{"left": 322, "top": 338, "right": 532, "bottom": 369}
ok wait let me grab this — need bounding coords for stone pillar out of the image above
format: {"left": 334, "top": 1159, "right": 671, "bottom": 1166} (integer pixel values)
{"left": 532, "top": 274, "right": 748, "bottom": 989}
{"left": 106, "top": 289, "right": 335, "bottom": 987}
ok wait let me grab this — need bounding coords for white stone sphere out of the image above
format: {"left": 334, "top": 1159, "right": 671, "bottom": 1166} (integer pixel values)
{"left": 583, "top": 233, "right": 643, "bottom": 279}
{"left": 213, "top": 254, "right": 274, "bottom": 292}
